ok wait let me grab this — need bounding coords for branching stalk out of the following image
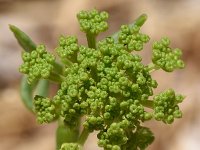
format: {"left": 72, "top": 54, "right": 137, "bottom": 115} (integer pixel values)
{"left": 48, "top": 72, "right": 64, "bottom": 83}
{"left": 147, "top": 63, "right": 160, "bottom": 73}
{"left": 86, "top": 33, "right": 96, "bottom": 49}
{"left": 77, "top": 128, "right": 90, "bottom": 146}
{"left": 141, "top": 100, "right": 154, "bottom": 109}
{"left": 56, "top": 119, "right": 80, "bottom": 150}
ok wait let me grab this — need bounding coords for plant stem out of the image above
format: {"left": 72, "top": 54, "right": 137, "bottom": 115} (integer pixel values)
{"left": 53, "top": 62, "right": 63, "bottom": 75}
{"left": 147, "top": 63, "right": 160, "bottom": 73}
{"left": 86, "top": 33, "right": 96, "bottom": 49}
{"left": 48, "top": 72, "right": 64, "bottom": 83}
{"left": 141, "top": 100, "right": 154, "bottom": 109}
{"left": 77, "top": 128, "right": 90, "bottom": 146}
{"left": 61, "top": 58, "right": 74, "bottom": 67}
{"left": 56, "top": 120, "right": 80, "bottom": 150}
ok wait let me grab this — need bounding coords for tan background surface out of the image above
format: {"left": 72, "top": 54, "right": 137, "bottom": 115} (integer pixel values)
{"left": 0, "top": 0, "right": 200, "bottom": 150}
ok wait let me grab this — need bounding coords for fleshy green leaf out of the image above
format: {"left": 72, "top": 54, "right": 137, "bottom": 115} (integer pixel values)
{"left": 9, "top": 24, "right": 36, "bottom": 52}
{"left": 20, "top": 76, "right": 49, "bottom": 112}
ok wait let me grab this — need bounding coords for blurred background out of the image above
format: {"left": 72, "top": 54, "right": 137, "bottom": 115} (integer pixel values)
{"left": 0, "top": 0, "right": 200, "bottom": 150}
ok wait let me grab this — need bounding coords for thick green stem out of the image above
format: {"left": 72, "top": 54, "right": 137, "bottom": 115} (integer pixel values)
{"left": 56, "top": 121, "right": 80, "bottom": 150}
{"left": 77, "top": 128, "right": 90, "bottom": 146}
{"left": 86, "top": 33, "right": 96, "bottom": 49}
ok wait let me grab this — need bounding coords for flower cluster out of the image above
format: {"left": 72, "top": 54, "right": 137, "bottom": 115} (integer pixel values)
{"left": 19, "top": 45, "right": 55, "bottom": 83}
{"left": 153, "top": 89, "right": 184, "bottom": 124}
{"left": 56, "top": 36, "right": 79, "bottom": 64}
{"left": 17, "top": 9, "right": 185, "bottom": 150}
{"left": 34, "top": 95, "right": 56, "bottom": 124}
{"left": 152, "top": 37, "right": 185, "bottom": 72}
{"left": 118, "top": 24, "right": 150, "bottom": 51}
{"left": 60, "top": 143, "right": 81, "bottom": 150}
{"left": 77, "top": 9, "right": 109, "bottom": 35}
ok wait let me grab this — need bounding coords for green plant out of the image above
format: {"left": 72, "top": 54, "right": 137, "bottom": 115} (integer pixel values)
{"left": 10, "top": 9, "right": 185, "bottom": 150}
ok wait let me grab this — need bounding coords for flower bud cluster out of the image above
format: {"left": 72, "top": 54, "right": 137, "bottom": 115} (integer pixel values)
{"left": 77, "top": 9, "right": 109, "bottom": 35}
{"left": 34, "top": 95, "right": 56, "bottom": 124}
{"left": 56, "top": 36, "right": 79, "bottom": 63}
{"left": 60, "top": 143, "right": 81, "bottom": 150}
{"left": 118, "top": 25, "right": 150, "bottom": 51}
{"left": 152, "top": 37, "right": 185, "bottom": 72}
{"left": 124, "top": 127, "right": 154, "bottom": 150}
{"left": 17, "top": 9, "right": 185, "bottom": 150}
{"left": 153, "top": 89, "right": 184, "bottom": 124}
{"left": 51, "top": 36, "right": 159, "bottom": 149}
{"left": 19, "top": 45, "right": 55, "bottom": 83}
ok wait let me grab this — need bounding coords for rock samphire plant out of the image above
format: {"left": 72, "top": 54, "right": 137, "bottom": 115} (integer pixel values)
{"left": 10, "top": 9, "right": 185, "bottom": 150}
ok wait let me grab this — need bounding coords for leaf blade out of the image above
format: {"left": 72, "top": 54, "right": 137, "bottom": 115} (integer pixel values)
{"left": 9, "top": 24, "right": 36, "bottom": 52}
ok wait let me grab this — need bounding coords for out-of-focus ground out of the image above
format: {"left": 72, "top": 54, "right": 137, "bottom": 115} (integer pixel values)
{"left": 0, "top": 0, "right": 200, "bottom": 150}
